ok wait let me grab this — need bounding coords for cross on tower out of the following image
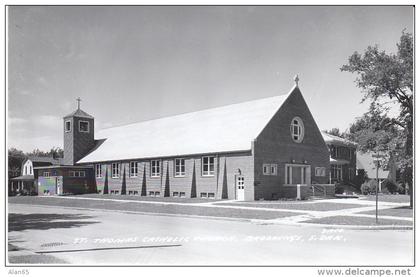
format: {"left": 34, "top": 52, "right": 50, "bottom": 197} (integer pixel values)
{"left": 76, "top": 97, "right": 81, "bottom": 110}
{"left": 294, "top": 74, "right": 299, "bottom": 86}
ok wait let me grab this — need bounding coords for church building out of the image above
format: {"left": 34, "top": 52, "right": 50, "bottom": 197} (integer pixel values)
{"left": 36, "top": 78, "right": 332, "bottom": 200}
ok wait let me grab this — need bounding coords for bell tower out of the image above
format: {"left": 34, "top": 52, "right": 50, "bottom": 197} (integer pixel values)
{"left": 63, "top": 98, "right": 95, "bottom": 165}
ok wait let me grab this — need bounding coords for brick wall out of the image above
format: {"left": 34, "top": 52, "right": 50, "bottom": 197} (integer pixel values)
{"left": 94, "top": 151, "right": 253, "bottom": 199}
{"left": 63, "top": 116, "right": 95, "bottom": 165}
{"left": 254, "top": 87, "right": 330, "bottom": 200}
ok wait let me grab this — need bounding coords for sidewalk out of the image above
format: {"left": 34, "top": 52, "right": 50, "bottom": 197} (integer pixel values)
{"left": 38, "top": 195, "right": 412, "bottom": 229}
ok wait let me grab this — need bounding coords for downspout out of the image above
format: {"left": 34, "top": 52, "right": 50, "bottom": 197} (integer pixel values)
{"left": 216, "top": 154, "right": 220, "bottom": 199}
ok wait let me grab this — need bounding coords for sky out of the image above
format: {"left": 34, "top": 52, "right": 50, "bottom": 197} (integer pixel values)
{"left": 7, "top": 6, "right": 413, "bottom": 152}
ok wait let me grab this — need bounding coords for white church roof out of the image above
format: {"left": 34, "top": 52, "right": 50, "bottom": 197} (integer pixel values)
{"left": 78, "top": 87, "right": 296, "bottom": 164}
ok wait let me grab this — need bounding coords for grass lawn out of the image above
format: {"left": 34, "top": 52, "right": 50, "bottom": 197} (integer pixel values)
{"left": 214, "top": 202, "right": 364, "bottom": 211}
{"left": 8, "top": 196, "right": 300, "bottom": 220}
{"left": 357, "top": 206, "right": 413, "bottom": 218}
{"left": 69, "top": 193, "right": 221, "bottom": 203}
{"left": 303, "top": 216, "right": 413, "bottom": 226}
{"left": 361, "top": 194, "right": 410, "bottom": 203}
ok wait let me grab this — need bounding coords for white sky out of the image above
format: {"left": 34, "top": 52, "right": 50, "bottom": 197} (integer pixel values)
{"left": 7, "top": 6, "right": 413, "bottom": 152}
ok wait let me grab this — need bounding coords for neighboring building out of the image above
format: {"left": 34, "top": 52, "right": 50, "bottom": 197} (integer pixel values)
{"left": 356, "top": 152, "right": 399, "bottom": 192}
{"left": 321, "top": 132, "right": 357, "bottom": 185}
{"left": 10, "top": 156, "right": 62, "bottom": 195}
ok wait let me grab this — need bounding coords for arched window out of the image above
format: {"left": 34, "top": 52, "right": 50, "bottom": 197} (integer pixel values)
{"left": 290, "top": 117, "right": 304, "bottom": 143}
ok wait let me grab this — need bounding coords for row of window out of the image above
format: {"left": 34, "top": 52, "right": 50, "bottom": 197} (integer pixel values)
{"left": 329, "top": 145, "right": 355, "bottom": 160}
{"left": 96, "top": 156, "right": 216, "bottom": 179}
{"left": 263, "top": 164, "right": 327, "bottom": 177}
{"left": 263, "top": 164, "right": 278, "bottom": 176}
{"left": 65, "top": 120, "right": 90, "bottom": 133}
{"left": 43, "top": 171, "right": 86, "bottom": 177}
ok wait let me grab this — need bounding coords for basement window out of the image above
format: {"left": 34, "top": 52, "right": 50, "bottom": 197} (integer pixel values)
{"left": 179, "top": 192, "right": 186, "bottom": 197}
{"left": 200, "top": 192, "right": 208, "bottom": 198}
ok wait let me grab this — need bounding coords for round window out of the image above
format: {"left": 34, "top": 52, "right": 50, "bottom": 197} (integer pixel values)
{"left": 290, "top": 117, "right": 304, "bottom": 143}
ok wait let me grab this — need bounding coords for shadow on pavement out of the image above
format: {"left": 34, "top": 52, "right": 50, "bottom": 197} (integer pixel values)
{"left": 8, "top": 213, "right": 99, "bottom": 231}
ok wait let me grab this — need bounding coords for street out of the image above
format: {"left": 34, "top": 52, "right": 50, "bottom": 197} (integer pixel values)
{"left": 8, "top": 203, "right": 414, "bottom": 266}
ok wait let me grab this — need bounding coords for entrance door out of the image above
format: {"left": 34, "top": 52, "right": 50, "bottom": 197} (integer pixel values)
{"left": 236, "top": 176, "right": 245, "bottom": 201}
{"left": 286, "top": 165, "right": 311, "bottom": 185}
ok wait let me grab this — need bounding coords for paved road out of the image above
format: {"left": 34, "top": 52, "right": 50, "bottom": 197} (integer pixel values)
{"left": 8, "top": 203, "right": 413, "bottom": 266}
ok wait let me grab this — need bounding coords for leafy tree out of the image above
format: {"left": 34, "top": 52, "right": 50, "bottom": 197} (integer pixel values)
{"left": 27, "top": 147, "right": 64, "bottom": 158}
{"left": 341, "top": 30, "right": 413, "bottom": 207}
{"left": 323, "top": 128, "right": 346, "bottom": 139}
{"left": 8, "top": 148, "right": 26, "bottom": 178}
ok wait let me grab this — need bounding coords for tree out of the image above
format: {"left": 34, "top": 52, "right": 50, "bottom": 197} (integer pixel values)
{"left": 8, "top": 148, "right": 26, "bottom": 178}
{"left": 341, "top": 30, "right": 413, "bottom": 207}
{"left": 27, "top": 147, "right": 64, "bottom": 158}
{"left": 323, "top": 128, "right": 346, "bottom": 139}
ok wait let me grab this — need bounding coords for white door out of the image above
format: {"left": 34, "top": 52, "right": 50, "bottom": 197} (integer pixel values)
{"left": 236, "top": 176, "right": 245, "bottom": 201}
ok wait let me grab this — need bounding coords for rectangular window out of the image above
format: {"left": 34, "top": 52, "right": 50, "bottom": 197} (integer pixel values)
{"left": 155, "top": 191, "right": 160, "bottom": 197}
{"left": 130, "top": 161, "right": 138, "bottom": 177}
{"left": 202, "top": 156, "right": 215, "bottom": 176}
{"left": 200, "top": 192, "right": 208, "bottom": 198}
{"left": 151, "top": 160, "right": 161, "bottom": 177}
{"left": 315, "top": 167, "right": 326, "bottom": 177}
{"left": 95, "top": 164, "right": 102, "bottom": 178}
{"left": 263, "top": 164, "right": 270, "bottom": 175}
{"left": 173, "top": 192, "right": 179, "bottom": 197}
{"left": 70, "top": 171, "right": 85, "bottom": 177}
{"left": 179, "top": 192, "right": 186, "bottom": 197}
{"left": 270, "top": 164, "right": 278, "bottom": 175}
{"left": 43, "top": 172, "right": 51, "bottom": 177}
{"left": 331, "top": 165, "right": 342, "bottom": 181}
{"left": 112, "top": 163, "right": 120, "bottom": 178}
{"left": 65, "top": 120, "right": 71, "bottom": 132}
{"left": 174, "top": 158, "right": 185, "bottom": 177}
{"left": 79, "top": 120, "right": 89, "bottom": 133}
{"left": 149, "top": 191, "right": 155, "bottom": 196}
{"left": 208, "top": 192, "right": 215, "bottom": 198}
